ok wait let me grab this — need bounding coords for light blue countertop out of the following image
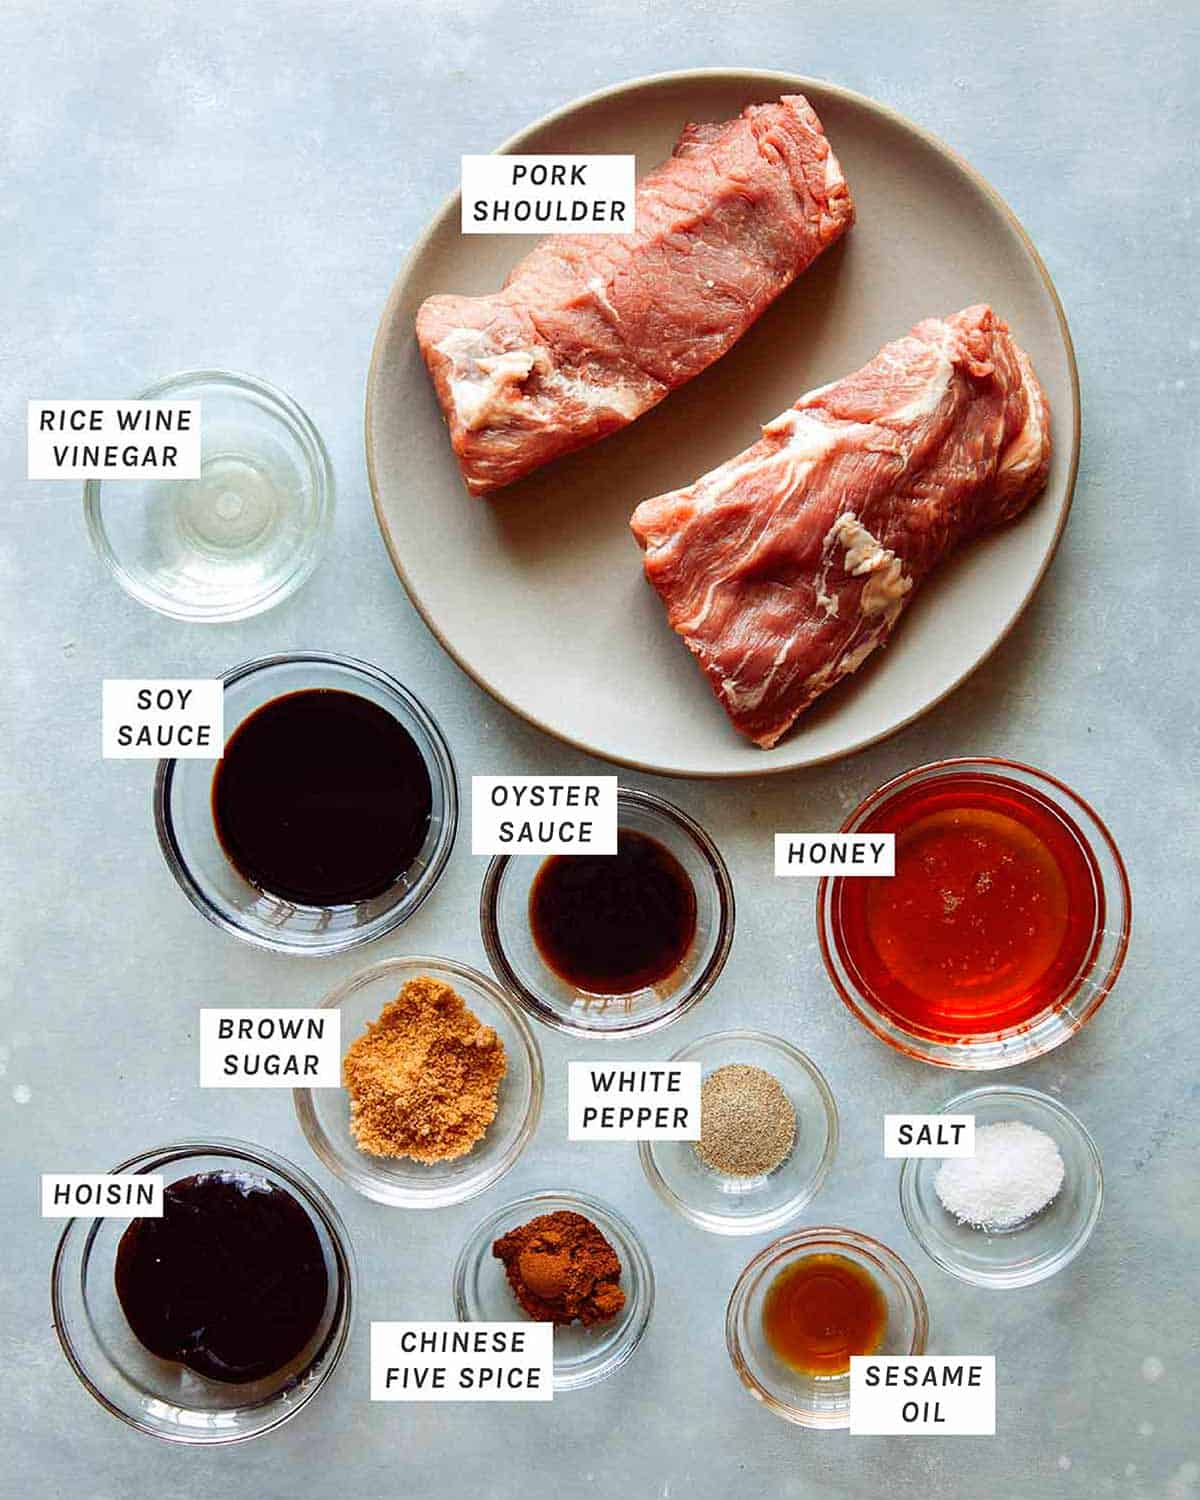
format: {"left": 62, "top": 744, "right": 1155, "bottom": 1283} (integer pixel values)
{"left": 4, "top": 2, "right": 1197, "bottom": 1497}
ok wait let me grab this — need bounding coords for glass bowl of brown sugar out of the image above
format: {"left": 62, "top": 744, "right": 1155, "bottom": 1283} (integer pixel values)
{"left": 294, "top": 956, "right": 543, "bottom": 1208}
{"left": 453, "top": 1190, "right": 655, "bottom": 1392}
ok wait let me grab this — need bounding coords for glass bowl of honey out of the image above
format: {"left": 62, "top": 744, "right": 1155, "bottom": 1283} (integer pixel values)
{"left": 725, "top": 1227, "right": 928, "bottom": 1429}
{"left": 480, "top": 788, "right": 735, "bottom": 1038}
{"left": 817, "top": 758, "right": 1131, "bottom": 1069}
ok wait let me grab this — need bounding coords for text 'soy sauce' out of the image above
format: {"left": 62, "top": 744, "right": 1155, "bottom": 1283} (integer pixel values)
{"left": 832, "top": 770, "right": 1103, "bottom": 1039}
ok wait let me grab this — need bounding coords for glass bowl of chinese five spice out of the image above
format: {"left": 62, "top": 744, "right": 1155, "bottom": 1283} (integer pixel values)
{"left": 639, "top": 1029, "right": 838, "bottom": 1235}
{"left": 294, "top": 955, "right": 543, "bottom": 1209}
{"left": 453, "top": 1190, "right": 655, "bottom": 1392}
{"left": 817, "top": 757, "right": 1131, "bottom": 1069}
{"left": 899, "top": 1085, "right": 1103, "bottom": 1289}
{"left": 50, "top": 1138, "right": 354, "bottom": 1445}
{"left": 479, "top": 786, "right": 735, "bottom": 1039}
{"left": 726, "top": 1227, "right": 928, "bottom": 1429}
{"left": 155, "top": 651, "right": 458, "bottom": 956}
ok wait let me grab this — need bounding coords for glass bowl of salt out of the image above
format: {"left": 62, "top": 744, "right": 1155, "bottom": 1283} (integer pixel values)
{"left": 899, "top": 1085, "right": 1103, "bottom": 1288}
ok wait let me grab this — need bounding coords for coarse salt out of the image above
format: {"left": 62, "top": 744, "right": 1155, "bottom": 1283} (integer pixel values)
{"left": 934, "top": 1120, "right": 1064, "bottom": 1229}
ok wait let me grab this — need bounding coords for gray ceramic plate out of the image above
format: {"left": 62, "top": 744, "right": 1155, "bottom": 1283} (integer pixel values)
{"left": 366, "top": 69, "right": 1078, "bottom": 778}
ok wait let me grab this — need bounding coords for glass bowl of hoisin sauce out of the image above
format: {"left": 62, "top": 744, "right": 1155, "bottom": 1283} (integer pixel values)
{"left": 726, "top": 1227, "right": 928, "bottom": 1429}
{"left": 50, "top": 1139, "right": 354, "bottom": 1445}
{"left": 480, "top": 787, "right": 735, "bottom": 1038}
{"left": 155, "top": 652, "right": 458, "bottom": 955}
{"left": 817, "top": 759, "right": 1131, "bottom": 1068}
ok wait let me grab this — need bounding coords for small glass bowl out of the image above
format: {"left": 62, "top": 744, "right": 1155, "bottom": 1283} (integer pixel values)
{"left": 817, "top": 758, "right": 1131, "bottom": 1069}
{"left": 84, "top": 370, "right": 334, "bottom": 622}
{"left": 155, "top": 652, "right": 458, "bottom": 955}
{"left": 295, "top": 956, "right": 542, "bottom": 1208}
{"left": 639, "top": 1030, "right": 837, "bottom": 1235}
{"left": 50, "top": 1138, "right": 354, "bottom": 1445}
{"left": 453, "top": 1190, "right": 654, "bottom": 1391}
{"left": 899, "top": 1085, "right": 1103, "bottom": 1289}
{"left": 726, "top": 1227, "right": 928, "bottom": 1429}
{"left": 480, "top": 787, "right": 735, "bottom": 1039}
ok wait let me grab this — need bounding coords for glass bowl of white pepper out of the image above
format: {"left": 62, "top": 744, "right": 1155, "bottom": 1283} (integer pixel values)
{"left": 639, "top": 1029, "right": 838, "bottom": 1236}
{"left": 898, "top": 1085, "right": 1103, "bottom": 1289}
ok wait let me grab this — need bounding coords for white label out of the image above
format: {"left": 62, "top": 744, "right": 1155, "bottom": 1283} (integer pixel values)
{"left": 851, "top": 1357, "right": 996, "bottom": 1435}
{"left": 774, "top": 833, "right": 895, "bottom": 876}
{"left": 28, "top": 400, "right": 201, "bottom": 479}
{"left": 199, "top": 1009, "right": 341, "bottom": 1088}
{"left": 461, "top": 155, "right": 636, "bottom": 235}
{"left": 371, "top": 1322, "right": 553, "bottom": 1401}
{"left": 568, "top": 1061, "right": 701, "bottom": 1141}
{"left": 102, "top": 679, "right": 223, "bottom": 759}
{"left": 471, "top": 775, "right": 617, "bottom": 855}
{"left": 42, "top": 1174, "right": 164, "bottom": 1218}
{"left": 884, "top": 1114, "right": 975, "bottom": 1159}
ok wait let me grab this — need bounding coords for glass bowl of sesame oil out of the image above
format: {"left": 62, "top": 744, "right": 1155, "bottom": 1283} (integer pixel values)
{"left": 84, "top": 370, "right": 334, "bottom": 621}
{"left": 817, "top": 758, "right": 1131, "bottom": 1069}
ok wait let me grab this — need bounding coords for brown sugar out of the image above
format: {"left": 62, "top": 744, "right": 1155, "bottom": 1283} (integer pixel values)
{"left": 343, "top": 975, "right": 506, "bottom": 1163}
{"left": 492, "top": 1210, "right": 625, "bottom": 1326}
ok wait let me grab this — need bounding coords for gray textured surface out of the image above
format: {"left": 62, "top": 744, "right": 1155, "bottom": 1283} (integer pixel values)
{"left": 3, "top": 2, "right": 1196, "bottom": 1497}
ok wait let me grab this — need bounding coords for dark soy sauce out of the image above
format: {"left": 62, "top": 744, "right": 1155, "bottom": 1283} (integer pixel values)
{"left": 529, "top": 828, "right": 697, "bottom": 994}
{"left": 212, "top": 688, "right": 432, "bottom": 906}
{"left": 114, "top": 1171, "right": 328, "bottom": 1385}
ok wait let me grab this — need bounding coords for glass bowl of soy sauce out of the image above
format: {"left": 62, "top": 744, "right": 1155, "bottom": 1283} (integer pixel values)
{"left": 155, "top": 652, "right": 458, "bottom": 955}
{"left": 480, "top": 787, "right": 735, "bottom": 1038}
{"left": 51, "top": 1139, "right": 354, "bottom": 1444}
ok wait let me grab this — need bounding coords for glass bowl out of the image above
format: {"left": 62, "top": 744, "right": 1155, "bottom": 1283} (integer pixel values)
{"left": 155, "top": 652, "right": 458, "bottom": 955}
{"left": 899, "top": 1085, "right": 1103, "bottom": 1289}
{"left": 480, "top": 787, "right": 734, "bottom": 1038}
{"left": 295, "top": 956, "right": 542, "bottom": 1208}
{"left": 50, "top": 1138, "right": 354, "bottom": 1445}
{"left": 817, "top": 757, "right": 1131, "bottom": 1068}
{"left": 726, "top": 1227, "right": 928, "bottom": 1430}
{"left": 453, "top": 1190, "right": 654, "bottom": 1391}
{"left": 83, "top": 370, "right": 334, "bottom": 622}
{"left": 639, "top": 1029, "right": 837, "bottom": 1235}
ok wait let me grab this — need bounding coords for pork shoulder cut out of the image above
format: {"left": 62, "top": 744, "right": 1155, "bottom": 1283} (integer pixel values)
{"left": 629, "top": 305, "right": 1052, "bottom": 748}
{"left": 416, "top": 95, "right": 854, "bottom": 496}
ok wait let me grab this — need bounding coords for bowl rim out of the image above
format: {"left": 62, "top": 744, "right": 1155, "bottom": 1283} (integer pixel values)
{"left": 154, "top": 651, "right": 460, "bottom": 956}
{"left": 725, "top": 1224, "right": 929, "bottom": 1429}
{"left": 294, "top": 954, "right": 544, "bottom": 1208}
{"left": 638, "top": 1028, "right": 839, "bottom": 1235}
{"left": 897, "top": 1083, "right": 1104, "bottom": 1288}
{"left": 450, "top": 1187, "right": 655, "bottom": 1391}
{"left": 479, "top": 786, "right": 736, "bottom": 1038}
{"left": 83, "top": 367, "right": 336, "bottom": 624}
{"left": 50, "top": 1136, "right": 356, "bottom": 1446}
{"left": 816, "top": 755, "right": 1132, "bottom": 1068}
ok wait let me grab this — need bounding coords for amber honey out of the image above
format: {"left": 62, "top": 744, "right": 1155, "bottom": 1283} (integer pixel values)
{"left": 761, "top": 1253, "right": 887, "bottom": 1376}
{"left": 831, "top": 771, "right": 1104, "bottom": 1039}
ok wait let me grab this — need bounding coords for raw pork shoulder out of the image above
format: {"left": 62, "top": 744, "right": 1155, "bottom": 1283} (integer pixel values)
{"left": 629, "top": 305, "right": 1051, "bottom": 748}
{"left": 417, "top": 95, "right": 854, "bottom": 496}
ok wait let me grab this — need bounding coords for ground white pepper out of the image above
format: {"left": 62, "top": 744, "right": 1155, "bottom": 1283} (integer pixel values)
{"left": 694, "top": 1064, "right": 796, "bottom": 1177}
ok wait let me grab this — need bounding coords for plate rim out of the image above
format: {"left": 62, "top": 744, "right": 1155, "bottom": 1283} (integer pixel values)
{"left": 365, "top": 66, "right": 1081, "bottom": 780}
